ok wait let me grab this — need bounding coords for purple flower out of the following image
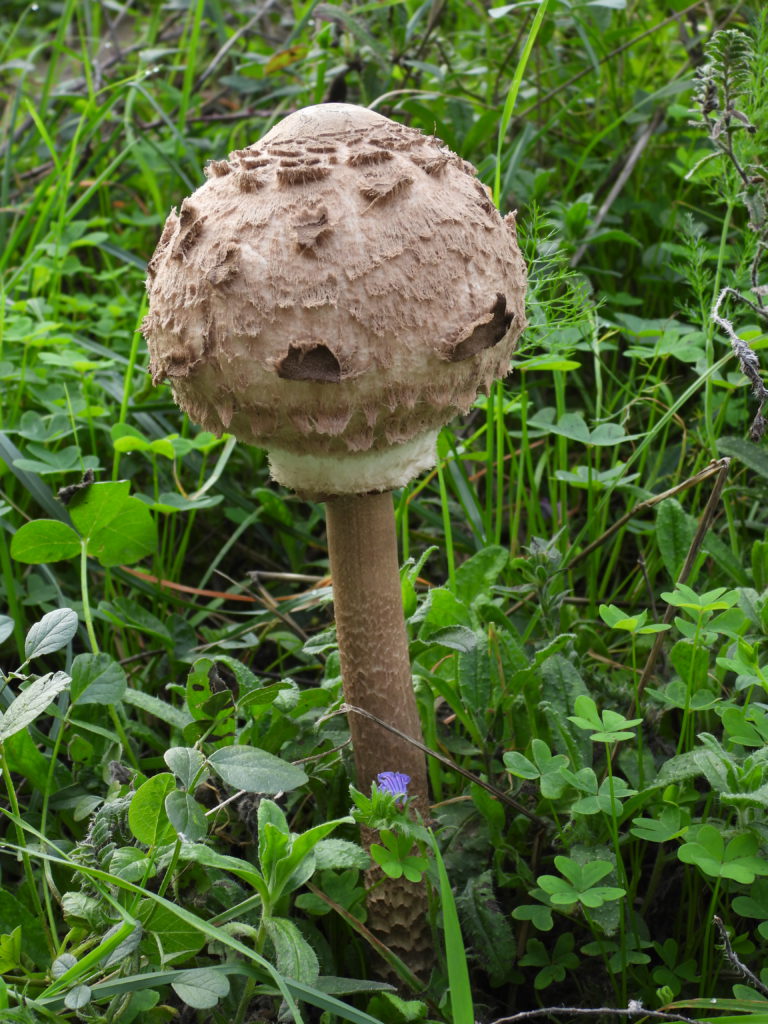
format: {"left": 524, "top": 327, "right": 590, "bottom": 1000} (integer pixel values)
{"left": 377, "top": 771, "right": 410, "bottom": 804}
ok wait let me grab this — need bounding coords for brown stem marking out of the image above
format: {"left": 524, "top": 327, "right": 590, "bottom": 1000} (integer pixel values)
{"left": 325, "top": 491, "right": 432, "bottom": 981}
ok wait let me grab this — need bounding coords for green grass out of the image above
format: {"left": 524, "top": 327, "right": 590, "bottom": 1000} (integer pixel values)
{"left": 1, "top": 1, "right": 768, "bottom": 1022}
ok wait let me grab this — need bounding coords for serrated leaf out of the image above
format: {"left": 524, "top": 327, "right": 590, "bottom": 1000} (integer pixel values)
{"left": 25, "top": 608, "right": 78, "bottom": 659}
{"left": 656, "top": 498, "right": 695, "bottom": 582}
{"left": 313, "top": 838, "right": 370, "bottom": 871}
{"left": 457, "top": 870, "right": 516, "bottom": 986}
{"left": 453, "top": 546, "right": 509, "bottom": 604}
{"left": 123, "top": 687, "right": 192, "bottom": 730}
{"left": 0, "top": 671, "right": 70, "bottom": 740}
{"left": 264, "top": 917, "right": 319, "bottom": 986}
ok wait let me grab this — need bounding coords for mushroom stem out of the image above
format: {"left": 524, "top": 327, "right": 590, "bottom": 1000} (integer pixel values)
{"left": 325, "top": 490, "right": 432, "bottom": 979}
{"left": 325, "top": 491, "right": 429, "bottom": 812}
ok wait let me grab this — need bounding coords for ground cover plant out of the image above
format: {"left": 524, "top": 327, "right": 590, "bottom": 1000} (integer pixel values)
{"left": 1, "top": 1, "right": 768, "bottom": 1022}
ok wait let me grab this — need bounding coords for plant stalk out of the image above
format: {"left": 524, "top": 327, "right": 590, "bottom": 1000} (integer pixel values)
{"left": 325, "top": 491, "right": 429, "bottom": 809}
{"left": 325, "top": 490, "right": 431, "bottom": 979}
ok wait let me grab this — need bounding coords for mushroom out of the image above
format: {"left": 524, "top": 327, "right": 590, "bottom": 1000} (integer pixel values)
{"left": 142, "top": 102, "right": 526, "bottom": 969}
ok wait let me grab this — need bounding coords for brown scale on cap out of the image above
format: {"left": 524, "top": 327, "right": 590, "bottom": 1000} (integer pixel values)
{"left": 142, "top": 102, "right": 526, "bottom": 499}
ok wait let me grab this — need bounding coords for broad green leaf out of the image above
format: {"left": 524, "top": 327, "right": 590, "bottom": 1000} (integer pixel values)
{"left": 630, "top": 806, "right": 689, "bottom": 843}
{"left": 64, "top": 985, "right": 92, "bottom": 1010}
{"left": 0, "top": 925, "right": 22, "bottom": 973}
{"left": 420, "top": 624, "right": 478, "bottom": 653}
{"left": 11, "top": 519, "right": 81, "bottom": 564}
{"left": 0, "top": 615, "right": 13, "bottom": 645}
{"left": 102, "top": 922, "right": 143, "bottom": 968}
{"left": 171, "top": 967, "right": 230, "bottom": 1009}
{"left": 0, "top": 891, "right": 50, "bottom": 967}
{"left": 70, "top": 653, "right": 127, "bottom": 705}
{"left": 97, "top": 598, "right": 171, "bottom": 642}
{"left": 208, "top": 745, "right": 307, "bottom": 794}
{"left": 164, "top": 747, "right": 206, "bottom": 788}
{"left": 25, "top": 608, "right": 78, "bottom": 659}
{"left": 128, "top": 774, "right": 176, "bottom": 846}
{"left": 366, "top": 994, "right": 429, "bottom": 1023}
{"left": 453, "top": 545, "right": 508, "bottom": 604}
{"left": 538, "top": 654, "right": 591, "bottom": 766}
{"left": 2, "top": 727, "right": 53, "bottom": 791}
{"left": 123, "top": 688, "right": 193, "bottom": 730}
{"left": 0, "top": 671, "right": 70, "bottom": 741}
{"left": 588, "top": 423, "right": 626, "bottom": 445}
{"left": 165, "top": 791, "right": 208, "bottom": 844}
{"left": 295, "top": 869, "right": 365, "bottom": 918}
{"left": 69, "top": 481, "right": 157, "bottom": 567}
{"left": 138, "top": 901, "right": 206, "bottom": 966}
{"left": 503, "top": 750, "right": 539, "bottom": 780}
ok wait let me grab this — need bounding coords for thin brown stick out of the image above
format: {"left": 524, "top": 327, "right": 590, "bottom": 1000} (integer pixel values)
{"left": 567, "top": 458, "right": 729, "bottom": 570}
{"left": 713, "top": 915, "right": 768, "bottom": 997}
{"left": 490, "top": 1007, "right": 701, "bottom": 1024}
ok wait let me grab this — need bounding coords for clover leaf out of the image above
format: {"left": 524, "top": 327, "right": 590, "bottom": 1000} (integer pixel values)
{"left": 537, "top": 856, "right": 625, "bottom": 909}
{"left": 678, "top": 825, "right": 768, "bottom": 884}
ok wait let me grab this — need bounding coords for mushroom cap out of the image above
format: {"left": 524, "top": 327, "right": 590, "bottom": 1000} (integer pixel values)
{"left": 142, "top": 103, "right": 527, "bottom": 498}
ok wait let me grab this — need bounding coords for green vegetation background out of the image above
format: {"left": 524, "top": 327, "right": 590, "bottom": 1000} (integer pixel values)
{"left": 1, "top": 1, "right": 768, "bottom": 1022}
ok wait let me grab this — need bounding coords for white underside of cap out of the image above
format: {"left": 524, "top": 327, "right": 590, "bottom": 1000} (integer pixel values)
{"left": 267, "top": 430, "right": 439, "bottom": 499}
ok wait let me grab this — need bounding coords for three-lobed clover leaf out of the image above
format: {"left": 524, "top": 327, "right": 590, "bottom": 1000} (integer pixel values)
{"left": 11, "top": 481, "right": 156, "bottom": 568}
{"left": 661, "top": 584, "right": 740, "bottom": 616}
{"left": 630, "top": 806, "right": 690, "bottom": 843}
{"left": 568, "top": 695, "right": 643, "bottom": 744}
{"left": 732, "top": 879, "right": 768, "bottom": 939}
{"left": 599, "top": 603, "right": 670, "bottom": 635}
{"left": 519, "top": 933, "right": 579, "bottom": 989}
{"left": 503, "top": 739, "right": 570, "bottom": 799}
{"left": 536, "top": 856, "right": 626, "bottom": 909}
{"left": 678, "top": 825, "right": 768, "bottom": 883}
{"left": 370, "top": 830, "right": 428, "bottom": 883}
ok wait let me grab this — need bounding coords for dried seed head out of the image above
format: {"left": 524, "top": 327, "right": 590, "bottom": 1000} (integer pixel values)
{"left": 142, "top": 103, "right": 527, "bottom": 498}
